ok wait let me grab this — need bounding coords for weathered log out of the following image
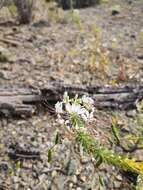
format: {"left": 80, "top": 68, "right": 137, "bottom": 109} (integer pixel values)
{"left": 41, "top": 83, "right": 143, "bottom": 110}
{"left": 0, "top": 83, "right": 143, "bottom": 117}
{"left": 0, "top": 86, "right": 40, "bottom": 117}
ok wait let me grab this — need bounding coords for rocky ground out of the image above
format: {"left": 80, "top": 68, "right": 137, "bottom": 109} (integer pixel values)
{"left": 0, "top": 0, "right": 143, "bottom": 189}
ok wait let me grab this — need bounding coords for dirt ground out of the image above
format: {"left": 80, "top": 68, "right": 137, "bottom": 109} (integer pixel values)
{"left": 0, "top": 0, "right": 143, "bottom": 189}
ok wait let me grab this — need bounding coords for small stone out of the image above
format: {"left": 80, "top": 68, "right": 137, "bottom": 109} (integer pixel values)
{"left": 112, "top": 38, "right": 117, "bottom": 42}
{"left": 17, "top": 120, "right": 26, "bottom": 125}
{"left": 71, "top": 175, "right": 77, "bottom": 184}
{"left": 13, "top": 176, "right": 19, "bottom": 183}
{"left": 31, "top": 141, "right": 38, "bottom": 147}
{"left": 114, "top": 181, "right": 121, "bottom": 188}
{"left": 12, "top": 131, "right": 16, "bottom": 135}
{"left": 0, "top": 46, "right": 17, "bottom": 62}
{"left": 80, "top": 175, "right": 86, "bottom": 182}
{"left": 126, "top": 110, "right": 137, "bottom": 118}
{"left": 39, "top": 174, "right": 47, "bottom": 182}
{"left": 116, "top": 175, "right": 122, "bottom": 181}
{"left": 128, "top": 0, "right": 132, "bottom": 4}
{"left": 76, "top": 187, "right": 82, "bottom": 190}
{"left": 133, "top": 150, "right": 143, "bottom": 160}
{"left": 111, "top": 5, "right": 121, "bottom": 16}
{"left": 75, "top": 169, "right": 81, "bottom": 175}
{"left": 67, "top": 159, "right": 79, "bottom": 175}
{"left": 0, "top": 163, "right": 8, "bottom": 172}
{"left": 138, "top": 55, "right": 143, "bottom": 60}
{"left": 0, "top": 71, "right": 5, "bottom": 78}
{"left": 81, "top": 156, "right": 90, "bottom": 164}
{"left": 51, "top": 170, "right": 57, "bottom": 178}
{"left": 69, "top": 183, "right": 73, "bottom": 188}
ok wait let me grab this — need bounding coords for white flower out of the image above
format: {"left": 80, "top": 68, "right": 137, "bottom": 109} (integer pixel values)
{"left": 65, "top": 103, "right": 81, "bottom": 114}
{"left": 80, "top": 108, "right": 94, "bottom": 121}
{"left": 55, "top": 102, "right": 63, "bottom": 113}
{"left": 63, "top": 91, "right": 70, "bottom": 103}
{"left": 82, "top": 95, "right": 94, "bottom": 106}
{"left": 65, "top": 101, "right": 94, "bottom": 122}
{"left": 78, "top": 108, "right": 88, "bottom": 121}
{"left": 63, "top": 91, "right": 68, "bottom": 98}
{"left": 89, "top": 110, "right": 94, "bottom": 119}
{"left": 55, "top": 93, "right": 95, "bottom": 129}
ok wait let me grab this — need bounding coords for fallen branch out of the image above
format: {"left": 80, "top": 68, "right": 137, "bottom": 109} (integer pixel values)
{"left": 0, "top": 86, "right": 40, "bottom": 117}
{"left": 0, "top": 83, "right": 143, "bottom": 117}
{"left": 41, "top": 83, "right": 143, "bottom": 110}
{"left": 0, "top": 36, "right": 21, "bottom": 47}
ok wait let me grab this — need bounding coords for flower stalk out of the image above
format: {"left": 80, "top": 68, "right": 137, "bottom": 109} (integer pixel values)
{"left": 55, "top": 92, "right": 143, "bottom": 178}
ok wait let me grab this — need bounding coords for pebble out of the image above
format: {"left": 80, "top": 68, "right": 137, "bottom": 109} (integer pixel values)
{"left": 81, "top": 156, "right": 91, "bottom": 163}
{"left": 111, "top": 5, "right": 121, "bottom": 16}
{"left": 114, "top": 181, "right": 121, "bottom": 188}
{"left": 68, "top": 159, "right": 79, "bottom": 175}
{"left": 116, "top": 174, "right": 122, "bottom": 181}
{"left": 80, "top": 175, "right": 86, "bottom": 182}
{"left": 71, "top": 175, "right": 77, "bottom": 184}
{"left": 51, "top": 170, "right": 57, "bottom": 178}
{"left": 13, "top": 176, "right": 19, "bottom": 183}
{"left": 69, "top": 183, "right": 73, "bottom": 188}
{"left": 76, "top": 187, "right": 82, "bottom": 190}
{"left": 126, "top": 110, "right": 137, "bottom": 118}
{"left": 39, "top": 174, "right": 47, "bottom": 182}
{"left": 0, "top": 162, "right": 8, "bottom": 172}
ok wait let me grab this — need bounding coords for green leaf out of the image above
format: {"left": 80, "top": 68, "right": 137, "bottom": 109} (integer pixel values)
{"left": 48, "top": 149, "right": 52, "bottom": 163}
{"left": 16, "top": 161, "right": 21, "bottom": 169}
{"left": 95, "top": 156, "right": 103, "bottom": 167}
{"left": 99, "top": 175, "right": 105, "bottom": 188}
{"left": 55, "top": 132, "right": 60, "bottom": 145}
{"left": 111, "top": 118, "right": 120, "bottom": 145}
{"left": 71, "top": 113, "right": 85, "bottom": 128}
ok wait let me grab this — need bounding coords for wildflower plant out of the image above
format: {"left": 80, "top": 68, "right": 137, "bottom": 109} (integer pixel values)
{"left": 55, "top": 92, "right": 143, "bottom": 188}
{"left": 55, "top": 92, "right": 94, "bottom": 129}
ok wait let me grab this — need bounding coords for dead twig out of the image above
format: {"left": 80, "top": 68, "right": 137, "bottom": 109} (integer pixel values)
{"left": 0, "top": 36, "right": 21, "bottom": 47}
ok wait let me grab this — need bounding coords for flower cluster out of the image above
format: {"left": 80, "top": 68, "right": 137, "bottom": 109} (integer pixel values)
{"left": 55, "top": 92, "right": 95, "bottom": 129}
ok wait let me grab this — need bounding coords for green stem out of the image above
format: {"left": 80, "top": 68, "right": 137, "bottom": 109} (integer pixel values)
{"left": 76, "top": 131, "right": 143, "bottom": 175}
